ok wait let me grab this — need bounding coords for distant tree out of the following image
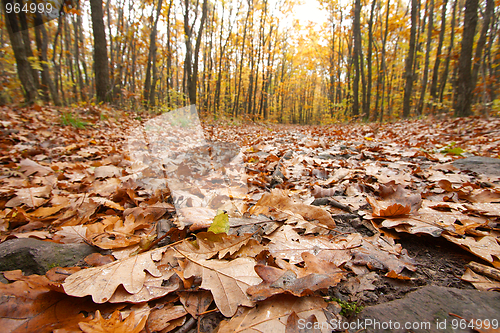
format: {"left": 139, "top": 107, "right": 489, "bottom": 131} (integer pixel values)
{"left": 90, "top": 0, "right": 111, "bottom": 103}
{"left": 2, "top": 0, "right": 38, "bottom": 104}
{"left": 453, "top": 0, "right": 479, "bottom": 117}
{"left": 402, "top": 0, "right": 418, "bottom": 118}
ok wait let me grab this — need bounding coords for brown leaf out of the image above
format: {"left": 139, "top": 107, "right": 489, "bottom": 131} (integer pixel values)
{"left": 6, "top": 186, "right": 52, "bottom": 208}
{"left": 250, "top": 189, "right": 335, "bottom": 228}
{"left": 19, "top": 159, "right": 52, "bottom": 176}
{"left": 0, "top": 271, "right": 115, "bottom": 332}
{"left": 266, "top": 225, "right": 360, "bottom": 266}
{"left": 147, "top": 304, "right": 188, "bottom": 332}
{"left": 179, "top": 290, "right": 213, "bottom": 318}
{"left": 352, "top": 234, "right": 417, "bottom": 273}
{"left": 461, "top": 268, "right": 500, "bottom": 291}
{"left": 176, "top": 232, "right": 254, "bottom": 260}
{"left": 63, "top": 246, "right": 172, "bottom": 303}
{"left": 94, "top": 165, "right": 122, "bottom": 179}
{"left": 443, "top": 234, "right": 500, "bottom": 268}
{"left": 216, "top": 295, "right": 332, "bottom": 333}
{"left": 248, "top": 252, "right": 344, "bottom": 301}
{"left": 176, "top": 249, "right": 262, "bottom": 317}
{"left": 79, "top": 310, "right": 147, "bottom": 333}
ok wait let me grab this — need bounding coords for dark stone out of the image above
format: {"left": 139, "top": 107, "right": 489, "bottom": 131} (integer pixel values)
{"left": 349, "top": 286, "right": 500, "bottom": 333}
{"left": 0, "top": 238, "right": 98, "bottom": 275}
{"left": 452, "top": 156, "right": 500, "bottom": 176}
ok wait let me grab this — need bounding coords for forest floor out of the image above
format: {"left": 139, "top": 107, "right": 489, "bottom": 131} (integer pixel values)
{"left": 0, "top": 105, "right": 500, "bottom": 332}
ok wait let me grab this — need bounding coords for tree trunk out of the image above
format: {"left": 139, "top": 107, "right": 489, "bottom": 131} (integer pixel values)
{"left": 429, "top": 0, "right": 449, "bottom": 108}
{"left": 453, "top": 0, "right": 479, "bottom": 117}
{"left": 470, "top": 0, "right": 494, "bottom": 93}
{"left": 402, "top": 0, "right": 418, "bottom": 118}
{"left": 438, "top": 0, "right": 457, "bottom": 103}
{"left": 2, "top": 0, "right": 38, "bottom": 104}
{"left": 352, "top": 0, "right": 361, "bottom": 116}
{"left": 364, "top": 0, "right": 376, "bottom": 120}
{"left": 35, "top": 13, "right": 61, "bottom": 106}
{"left": 417, "top": 0, "right": 434, "bottom": 115}
{"left": 143, "top": 0, "right": 163, "bottom": 108}
{"left": 90, "top": 0, "right": 111, "bottom": 103}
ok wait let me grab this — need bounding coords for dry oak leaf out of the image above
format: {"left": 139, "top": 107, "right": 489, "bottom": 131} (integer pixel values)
{"left": 442, "top": 234, "right": 500, "bottom": 268}
{"left": 19, "top": 158, "right": 52, "bottom": 176}
{"left": 147, "top": 304, "right": 188, "bottom": 332}
{"left": 370, "top": 206, "right": 470, "bottom": 237}
{"left": 63, "top": 246, "right": 169, "bottom": 303}
{"left": 248, "top": 252, "right": 345, "bottom": 301}
{"left": 216, "top": 295, "right": 333, "bottom": 333}
{"left": 79, "top": 310, "right": 146, "bottom": 333}
{"left": 0, "top": 270, "right": 116, "bottom": 333}
{"left": 179, "top": 290, "right": 213, "bottom": 318}
{"left": 176, "top": 248, "right": 262, "bottom": 317}
{"left": 266, "top": 225, "right": 361, "bottom": 266}
{"left": 175, "top": 232, "right": 254, "bottom": 260}
{"left": 5, "top": 186, "right": 52, "bottom": 208}
{"left": 94, "top": 165, "right": 122, "bottom": 179}
{"left": 366, "top": 183, "right": 422, "bottom": 217}
{"left": 461, "top": 268, "right": 500, "bottom": 291}
{"left": 352, "top": 234, "right": 417, "bottom": 273}
{"left": 249, "top": 189, "right": 335, "bottom": 228}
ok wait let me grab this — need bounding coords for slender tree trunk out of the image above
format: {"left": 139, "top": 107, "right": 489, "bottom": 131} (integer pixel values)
{"left": 35, "top": 13, "right": 61, "bottom": 105}
{"left": 90, "top": 0, "right": 111, "bottom": 103}
{"left": 453, "top": 0, "right": 479, "bottom": 117}
{"left": 143, "top": 0, "right": 163, "bottom": 108}
{"left": 402, "top": 0, "right": 418, "bottom": 118}
{"left": 470, "top": 0, "right": 494, "bottom": 93}
{"left": 364, "top": 0, "right": 376, "bottom": 120}
{"left": 352, "top": 0, "right": 361, "bottom": 116}
{"left": 417, "top": 0, "right": 434, "bottom": 115}
{"left": 429, "top": 0, "right": 449, "bottom": 110}
{"left": 233, "top": 0, "right": 251, "bottom": 118}
{"left": 2, "top": 0, "right": 38, "bottom": 104}
{"left": 438, "top": 0, "right": 457, "bottom": 103}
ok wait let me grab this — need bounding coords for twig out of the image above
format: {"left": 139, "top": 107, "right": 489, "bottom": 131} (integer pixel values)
{"left": 176, "top": 316, "right": 196, "bottom": 333}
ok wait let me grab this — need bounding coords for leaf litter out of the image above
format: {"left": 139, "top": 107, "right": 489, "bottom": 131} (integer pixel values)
{"left": 0, "top": 106, "right": 499, "bottom": 332}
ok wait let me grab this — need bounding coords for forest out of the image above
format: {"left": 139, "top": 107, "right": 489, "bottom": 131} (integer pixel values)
{"left": 1, "top": 0, "right": 500, "bottom": 332}
{"left": 1, "top": 0, "right": 499, "bottom": 123}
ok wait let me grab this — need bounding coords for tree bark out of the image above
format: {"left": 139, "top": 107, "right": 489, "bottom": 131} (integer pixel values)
{"left": 429, "top": 0, "right": 448, "bottom": 107}
{"left": 143, "top": 0, "right": 163, "bottom": 108}
{"left": 352, "top": 0, "right": 361, "bottom": 116}
{"left": 90, "top": 0, "right": 111, "bottom": 103}
{"left": 2, "top": 0, "right": 38, "bottom": 104}
{"left": 453, "top": 0, "right": 479, "bottom": 117}
{"left": 438, "top": 0, "right": 457, "bottom": 103}
{"left": 417, "top": 0, "right": 434, "bottom": 115}
{"left": 402, "top": 0, "right": 418, "bottom": 118}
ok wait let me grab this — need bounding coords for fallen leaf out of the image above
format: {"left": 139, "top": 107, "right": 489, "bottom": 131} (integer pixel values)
{"left": 250, "top": 189, "right": 336, "bottom": 228}
{"left": 176, "top": 248, "right": 262, "bottom": 317}
{"left": 461, "top": 268, "right": 500, "bottom": 291}
{"left": 79, "top": 310, "right": 146, "bottom": 333}
{"left": 6, "top": 186, "right": 52, "bottom": 208}
{"left": 179, "top": 290, "right": 213, "bottom": 318}
{"left": 94, "top": 165, "right": 122, "bottom": 179}
{"left": 248, "top": 252, "right": 344, "bottom": 301}
{"left": 63, "top": 247, "right": 169, "bottom": 303}
{"left": 208, "top": 209, "right": 230, "bottom": 234}
{"left": 19, "top": 159, "right": 52, "bottom": 176}
{"left": 216, "top": 295, "right": 334, "bottom": 333}
{"left": 443, "top": 234, "right": 500, "bottom": 268}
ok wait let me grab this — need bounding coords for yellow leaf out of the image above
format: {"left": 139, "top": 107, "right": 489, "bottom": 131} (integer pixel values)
{"left": 208, "top": 209, "right": 229, "bottom": 234}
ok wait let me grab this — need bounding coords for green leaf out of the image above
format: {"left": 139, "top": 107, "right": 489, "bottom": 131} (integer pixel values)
{"left": 208, "top": 209, "right": 229, "bottom": 234}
